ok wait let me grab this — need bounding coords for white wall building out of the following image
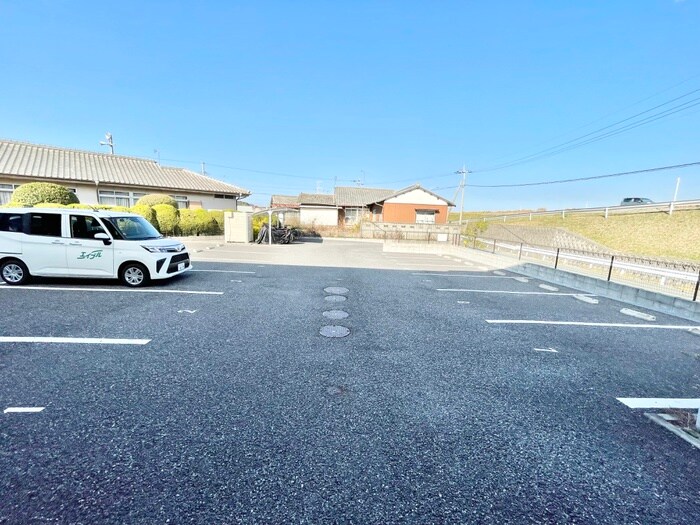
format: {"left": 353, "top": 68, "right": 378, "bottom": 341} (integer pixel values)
{"left": 0, "top": 139, "right": 249, "bottom": 209}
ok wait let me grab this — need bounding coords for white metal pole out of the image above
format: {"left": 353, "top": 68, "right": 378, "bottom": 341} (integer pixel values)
{"left": 670, "top": 177, "right": 680, "bottom": 215}
{"left": 268, "top": 210, "right": 273, "bottom": 245}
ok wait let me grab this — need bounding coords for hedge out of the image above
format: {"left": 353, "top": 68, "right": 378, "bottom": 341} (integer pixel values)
{"left": 130, "top": 204, "right": 158, "bottom": 229}
{"left": 135, "top": 194, "right": 178, "bottom": 208}
{"left": 10, "top": 182, "right": 80, "bottom": 206}
{"left": 32, "top": 202, "right": 67, "bottom": 209}
{"left": 152, "top": 204, "right": 179, "bottom": 235}
{"left": 178, "top": 209, "right": 221, "bottom": 236}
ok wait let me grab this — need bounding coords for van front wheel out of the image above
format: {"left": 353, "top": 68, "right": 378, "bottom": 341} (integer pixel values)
{"left": 1, "top": 259, "right": 30, "bottom": 285}
{"left": 120, "top": 262, "right": 150, "bottom": 287}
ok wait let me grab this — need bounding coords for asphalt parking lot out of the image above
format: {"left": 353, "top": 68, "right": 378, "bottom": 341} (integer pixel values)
{"left": 1, "top": 238, "right": 699, "bottom": 524}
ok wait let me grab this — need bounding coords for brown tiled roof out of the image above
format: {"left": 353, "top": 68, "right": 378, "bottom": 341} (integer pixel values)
{"left": 270, "top": 194, "right": 300, "bottom": 207}
{"left": 0, "top": 139, "right": 249, "bottom": 196}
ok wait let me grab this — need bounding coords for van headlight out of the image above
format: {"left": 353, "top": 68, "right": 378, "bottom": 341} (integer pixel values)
{"left": 141, "top": 246, "right": 171, "bottom": 253}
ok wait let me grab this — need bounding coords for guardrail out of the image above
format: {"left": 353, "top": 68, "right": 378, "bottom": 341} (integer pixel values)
{"left": 464, "top": 235, "right": 700, "bottom": 302}
{"left": 452, "top": 199, "right": 700, "bottom": 225}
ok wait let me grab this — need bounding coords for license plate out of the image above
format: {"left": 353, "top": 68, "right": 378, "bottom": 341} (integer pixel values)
{"left": 177, "top": 262, "right": 185, "bottom": 271}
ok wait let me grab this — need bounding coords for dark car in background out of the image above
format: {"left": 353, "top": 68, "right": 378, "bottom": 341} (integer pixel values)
{"left": 620, "top": 197, "right": 653, "bottom": 206}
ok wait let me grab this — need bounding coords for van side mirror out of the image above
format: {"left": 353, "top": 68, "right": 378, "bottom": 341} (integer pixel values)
{"left": 94, "top": 232, "right": 112, "bottom": 246}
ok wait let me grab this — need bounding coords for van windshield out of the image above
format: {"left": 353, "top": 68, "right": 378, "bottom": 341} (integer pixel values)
{"left": 104, "top": 216, "right": 162, "bottom": 240}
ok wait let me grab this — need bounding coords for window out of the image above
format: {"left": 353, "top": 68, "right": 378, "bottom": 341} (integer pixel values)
{"left": 344, "top": 207, "right": 366, "bottom": 225}
{"left": 0, "top": 184, "right": 21, "bottom": 205}
{"left": 70, "top": 215, "right": 106, "bottom": 239}
{"left": 98, "top": 190, "right": 131, "bottom": 207}
{"left": 415, "top": 210, "right": 436, "bottom": 224}
{"left": 0, "top": 212, "right": 23, "bottom": 232}
{"left": 171, "top": 195, "right": 189, "bottom": 209}
{"left": 28, "top": 213, "right": 62, "bottom": 237}
{"left": 214, "top": 194, "right": 236, "bottom": 200}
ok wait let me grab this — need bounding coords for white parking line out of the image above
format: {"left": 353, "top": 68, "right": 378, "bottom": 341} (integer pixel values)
{"left": 486, "top": 320, "right": 700, "bottom": 329}
{"left": 539, "top": 284, "right": 559, "bottom": 291}
{"left": 617, "top": 398, "right": 700, "bottom": 409}
{"left": 0, "top": 337, "right": 151, "bottom": 344}
{"left": 413, "top": 273, "right": 521, "bottom": 279}
{"left": 438, "top": 289, "right": 596, "bottom": 296}
{"left": 191, "top": 269, "right": 256, "bottom": 274}
{"left": 4, "top": 407, "right": 45, "bottom": 414}
{"left": 0, "top": 286, "right": 223, "bottom": 295}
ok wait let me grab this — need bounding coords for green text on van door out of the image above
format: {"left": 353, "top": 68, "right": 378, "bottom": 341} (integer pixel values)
{"left": 77, "top": 250, "right": 103, "bottom": 260}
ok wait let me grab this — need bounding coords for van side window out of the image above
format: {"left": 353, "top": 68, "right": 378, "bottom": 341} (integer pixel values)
{"left": 70, "top": 215, "right": 106, "bottom": 239}
{"left": 28, "top": 213, "right": 62, "bottom": 237}
{"left": 0, "top": 213, "right": 24, "bottom": 232}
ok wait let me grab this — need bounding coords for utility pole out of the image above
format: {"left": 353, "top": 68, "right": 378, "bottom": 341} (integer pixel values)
{"left": 99, "top": 132, "right": 114, "bottom": 154}
{"left": 455, "top": 165, "right": 470, "bottom": 225}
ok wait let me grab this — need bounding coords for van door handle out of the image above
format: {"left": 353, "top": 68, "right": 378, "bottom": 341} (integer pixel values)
{"left": 69, "top": 242, "right": 82, "bottom": 245}
{"left": 51, "top": 240, "right": 66, "bottom": 245}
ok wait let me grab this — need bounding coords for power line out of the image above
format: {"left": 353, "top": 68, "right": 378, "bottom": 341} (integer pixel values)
{"left": 476, "top": 73, "right": 700, "bottom": 168}
{"left": 433, "top": 161, "right": 700, "bottom": 191}
{"left": 473, "top": 87, "right": 700, "bottom": 173}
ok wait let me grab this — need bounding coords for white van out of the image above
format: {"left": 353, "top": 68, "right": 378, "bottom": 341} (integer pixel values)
{"left": 0, "top": 207, "right": 191, "bottom": 287}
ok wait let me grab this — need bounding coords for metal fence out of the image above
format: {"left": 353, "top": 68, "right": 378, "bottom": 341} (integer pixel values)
{"left": 452, "top": 198, "right": 700, "bottom": 225}
{"left": 464, "top": 235, "right": 700, "bottom": 302}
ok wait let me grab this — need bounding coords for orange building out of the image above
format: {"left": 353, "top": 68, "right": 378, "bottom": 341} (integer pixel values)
{"left": 372, "top": 185, "right": 453, "bottom": 224}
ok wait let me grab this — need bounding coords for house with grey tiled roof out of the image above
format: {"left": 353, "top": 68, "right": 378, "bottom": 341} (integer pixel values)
{"left": 0, "top": 139, "right": 250, "bottom": 209}
{"left": 267, "top": 184, "right": 454, "bottom": 226}
{"left": 334, "top": 186, "right": 395, "bottom": 225}
{"left": 297, "top": 192, "right": 338, "bottom": 226}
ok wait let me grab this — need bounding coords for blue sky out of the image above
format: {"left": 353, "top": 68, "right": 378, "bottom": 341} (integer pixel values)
{"left": 1, "top": 0, "right": 698, "bottom": 210}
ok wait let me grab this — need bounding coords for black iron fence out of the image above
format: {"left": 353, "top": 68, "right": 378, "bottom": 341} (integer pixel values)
{"left": 464, "top": 235, "right": 700, "bottom": 302}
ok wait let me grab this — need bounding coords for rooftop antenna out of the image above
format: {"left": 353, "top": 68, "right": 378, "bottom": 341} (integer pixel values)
{"left": 99, "top": 132, "right": 114, "bottom": 154}
{"left": 154, "top": 149, "right": 160, "bottom": 164}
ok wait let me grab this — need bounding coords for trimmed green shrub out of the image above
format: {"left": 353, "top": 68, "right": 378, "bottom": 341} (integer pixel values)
{"left": 136, "top": 194, "right": 177, "bottom": 208}
{"left": 130, "top": 204, "right": 158, "bottom": 229}
{"left": 94, "top": 204, "right": 130, "bottom": 212}
{"left": 209, "top": 210, "right": 225, "bottom": 233}
{"left": 10, "top": 182, "right": 79, "bottom": 206}
{"left": 32, "top": 202, "right": 67, "bottom": 208}
{"left": 178, "top": 209, "right": 221, "bottom": 236}
{"left": 153, "top": 204, "right": 179, "bottom": 235}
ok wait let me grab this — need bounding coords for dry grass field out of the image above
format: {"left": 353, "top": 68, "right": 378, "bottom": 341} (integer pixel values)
{"left": 452, "top": 209, "right": 700, "bottom": 261}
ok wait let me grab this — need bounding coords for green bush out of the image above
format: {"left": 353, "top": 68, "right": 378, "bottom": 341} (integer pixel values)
{"left": 32, "top": 202, "right": 67, "bottom": 209}
{"left": 10, "top": 182, "right": 79, "bottom": 206}
{"left": 152, "top": 204, "right": 179, "bottom": 235}
{"left": 136, "top": 194, "right": 177, "bottom": 208}
{"left": 209, "top": 210, "right": 225, "bottom": 233}
{"left": 130, "top": 204, "right": 158, "bottom": 229}
{"left": 94, "top": 204, "right": 130, "bottom": 212}
{"left": 252, "top": 214, "right": 268, "bottom": 239}
{"left": 178, "top": 209, "right": 221, "bottom": 236}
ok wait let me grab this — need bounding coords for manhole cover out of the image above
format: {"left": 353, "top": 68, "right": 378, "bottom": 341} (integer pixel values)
{"left": 324, "top": 287, "right": 349, "bottom": 295}
{"left": 323, "top": 310, "right": 349, "bottom": 320}
{"left": 320, "top": 325, "right": 350, "bottom": 338}
{"left": 324, "top": 295, "right": 347, "bottom": 302}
